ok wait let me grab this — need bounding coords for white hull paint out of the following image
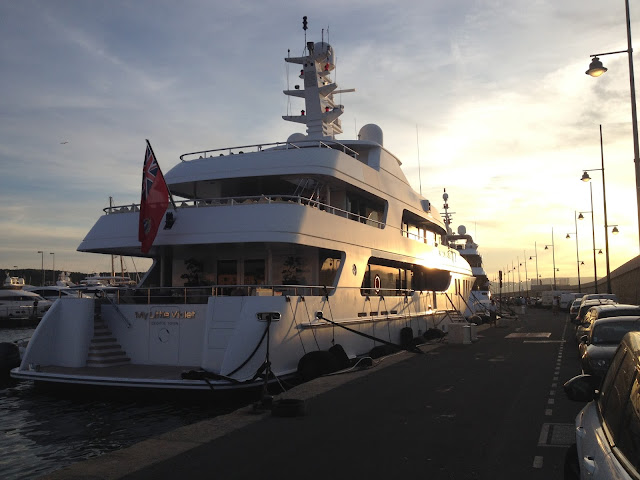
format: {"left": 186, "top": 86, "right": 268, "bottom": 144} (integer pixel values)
{"left": 12, "top": 29, "right": 474, "bottom": 391}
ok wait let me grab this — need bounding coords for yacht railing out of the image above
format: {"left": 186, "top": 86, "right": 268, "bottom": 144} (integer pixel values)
{"left": 178, "top": 139, "right": 359, "bottom": 162}
{"left": 103, "top": 194, "right": 386, "bottom": 229}
{"left": 102, "top": 285, "right": 450, "bottom": 306}
{"left": 108, "top": 285, "right": 337, "bottom": 305}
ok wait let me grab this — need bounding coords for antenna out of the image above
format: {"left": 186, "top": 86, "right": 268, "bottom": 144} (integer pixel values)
{"left": 302, "top": 16, "right": 308, "bottom": 51}
{"left": 416, "top": 125, "right": 422, "bottom": 196}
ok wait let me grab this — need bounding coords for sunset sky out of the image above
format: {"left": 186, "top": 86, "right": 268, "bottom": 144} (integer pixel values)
{"left": 1, "top": 0, "right": 639, "bottom": 288}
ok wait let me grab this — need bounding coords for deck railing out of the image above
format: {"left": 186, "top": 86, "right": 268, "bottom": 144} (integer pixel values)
{"left": 103, "top": 194, "right": 386, "bottom": 230}
{"left": 106, "top": 284, "right": 338, "bottom": 305}
{"left": 178, "top": 139, "right": 359, "bottom": 162}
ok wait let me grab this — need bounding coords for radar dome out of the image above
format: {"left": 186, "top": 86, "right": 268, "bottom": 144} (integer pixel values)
{"left": 457, "top": 225, "right": 467, "bottom": 235}
{"left": 358, "top": 124, "right": 383, "bottom": 146}
{"left": 312, "top": 42, "right": 334, "bottom": 67}
{"left": 287, "top": 133, "right": 307, "bottom": 143}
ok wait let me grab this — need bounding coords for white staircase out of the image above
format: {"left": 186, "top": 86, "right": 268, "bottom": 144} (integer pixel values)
{"left": 86, "top": 317, "right": 130, "bottom": 367}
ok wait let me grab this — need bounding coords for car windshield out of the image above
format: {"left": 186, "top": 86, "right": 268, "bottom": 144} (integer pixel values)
{"left": 592, "top": 321, "right": 640, "bottom": 344}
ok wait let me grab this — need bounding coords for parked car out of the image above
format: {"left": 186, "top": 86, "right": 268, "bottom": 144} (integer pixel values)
{"left": 564, "top": 331, "right": 640, "bottom": 479}
{"left": 578, "top": 316, "right": 640, "bottom": 382}
{"left": 569, "top": 298, "right": 583, "bottom": 322}
{"left": 573, "top": 298, "right": 617, "bottom": 325}
{"left": 579, "top": 293, "right": 619, "bottom": 308}
{"left": 574, "top": 303, "right": 640, "bottom": 344}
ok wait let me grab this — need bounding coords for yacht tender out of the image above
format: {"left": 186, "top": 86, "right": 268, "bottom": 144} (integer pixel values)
{"left": 12, "top": 30, "right": 474, "bottom": 391}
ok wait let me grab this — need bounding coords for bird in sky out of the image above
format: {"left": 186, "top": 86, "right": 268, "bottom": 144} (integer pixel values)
{"left": 60, "top": 141, "right": 68, "bottom": 144}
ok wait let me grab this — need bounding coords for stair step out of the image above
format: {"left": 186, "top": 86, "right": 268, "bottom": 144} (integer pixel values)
{"left": 88, "top": 314, "right": 130, "bottom": 367}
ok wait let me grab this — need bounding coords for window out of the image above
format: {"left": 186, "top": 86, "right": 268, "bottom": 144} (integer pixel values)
{"left": 217, "top": 260, "right": 237, "bottom": 285}
{"left": 361, "top": 257, "right": 451, "bottom": 295}
{"left": 601, "top": 349, "right": 636, "bottom": 442}
{"left": 616, "top": 375, "right": 640, "bottom": 471}
{"left": 401, "top": 210, "right": 441, "bottom": 246}
{"left": 244, "top": 259, "right": 265, "bottom": 285}
{"left": 319, "top": 250, "right": 342, "bottom": 287}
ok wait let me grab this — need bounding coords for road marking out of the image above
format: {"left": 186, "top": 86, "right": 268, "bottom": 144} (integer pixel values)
{"left": 538, "top": 423, "right": 575, "bottom": 446}
{"left": 506, "top": 332, "right": 552, "bottom": 338}
{"left": 523, "top": 340, "right": 564, "bottom": 343}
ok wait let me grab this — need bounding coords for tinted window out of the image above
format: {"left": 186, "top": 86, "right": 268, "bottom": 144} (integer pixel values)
{"left": 592, "top": 322, "right": 640, "bottom": 345}
{"left": 601, "top": 350, "right": 636, "bottom": 442}
{"left": 616, "top": 375, "right": 640, "bottom": 471}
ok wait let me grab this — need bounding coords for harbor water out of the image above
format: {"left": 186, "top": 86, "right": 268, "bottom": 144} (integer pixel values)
{"left": 0, "top": 328, "right": 254, "bottom": 480}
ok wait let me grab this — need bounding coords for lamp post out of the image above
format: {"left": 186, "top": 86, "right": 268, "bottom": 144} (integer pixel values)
{"left": 585, "top": 0, "right": 640, "bottom": 252}
{"left": 544, "top": 228, "right": 557, "bottom": 290}
{"left": 581, "top": 125, "right": 621, "bottom": 293}
{"left": 520, "top": 253, "right": 529, "bottom": 296}
{"left": 566, "top": 211, "right": 582, "bottom": 293}
{"left": 529, "top": 241, "right": 540, "bottom": 286}
{"left": 37, "top": 250, "right": 44, "bottom": 286}
{"left": 50, "top": 252, "right": 55, "bottom": 285}
{"left": 578, "top": 181, "right": 599, "bottom": 292}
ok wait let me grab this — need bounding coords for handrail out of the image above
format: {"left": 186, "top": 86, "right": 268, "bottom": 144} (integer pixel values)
{"left": 179, "top": 139, "right": 359, "bottom": 162}
{"left": 106, "top": 284, "right": 473, "bottom": 308}
{"left": 103, "top": 294, "right": 132, "bottom": 328}
{"left": 103, "top": 194, "right": 387, "bottom": 230}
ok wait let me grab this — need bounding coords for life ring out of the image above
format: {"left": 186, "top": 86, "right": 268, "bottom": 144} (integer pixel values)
{"left": 94, "top": 290, "right": 104, "bottom": 298}
{"left": 374, "top": 275, "right": 381, "bottom": 294}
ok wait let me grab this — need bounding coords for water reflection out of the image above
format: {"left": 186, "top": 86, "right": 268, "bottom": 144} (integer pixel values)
{"left": 0, "top": 327, "right": 255, "bottom": 480}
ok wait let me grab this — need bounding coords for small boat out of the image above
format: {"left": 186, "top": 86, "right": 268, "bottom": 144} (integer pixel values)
{"left": 12, "top": 23, "right": 474, "bottom": 392}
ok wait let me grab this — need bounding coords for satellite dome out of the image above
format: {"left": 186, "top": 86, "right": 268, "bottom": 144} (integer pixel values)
{"left": 287, "top": 133, "right": 307, "bottom": 143}
{"left": 457, "top": 225, "right": 467, "bottom": 235}
{"left": 358, "top": 124, "right": 383, "bottom": 146}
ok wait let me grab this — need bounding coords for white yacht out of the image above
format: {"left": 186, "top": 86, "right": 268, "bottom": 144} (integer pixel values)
{"left": 0, "top": 274, "right": 52, "bottom": 321}
{"left": 441, "top": 190, "right": 491, "bottom": 319}
{"left": 12, "top": 29, "right": 474, "bottom": 391}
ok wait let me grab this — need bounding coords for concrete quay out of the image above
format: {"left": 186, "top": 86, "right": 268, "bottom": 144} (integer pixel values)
{"left": 40, "top": 308, "right": 579, "bottom": 480}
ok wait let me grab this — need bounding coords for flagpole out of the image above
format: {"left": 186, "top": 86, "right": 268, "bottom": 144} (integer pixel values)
{"left": 146, "top": 139, "right": 178, "bottom": 211}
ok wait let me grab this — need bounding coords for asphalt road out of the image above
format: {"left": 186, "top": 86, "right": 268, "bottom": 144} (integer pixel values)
{"left": 42, "top": 307, "right": 585, "bottom": 480}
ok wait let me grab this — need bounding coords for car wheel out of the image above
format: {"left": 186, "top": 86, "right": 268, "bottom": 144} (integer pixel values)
{"left": 564, "top": 443, "right": 579, "bottom": 480}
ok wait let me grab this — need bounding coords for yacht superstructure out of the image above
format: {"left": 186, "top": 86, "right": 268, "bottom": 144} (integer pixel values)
{"left": 442, "top": 190, "right": 490, "bottom": 318}
{"left": 13, "top": 28, "right": 474, "bottom": 391}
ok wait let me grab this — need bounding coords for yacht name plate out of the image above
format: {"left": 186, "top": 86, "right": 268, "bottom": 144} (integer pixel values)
{"left": 135, "top": 310, "right": 197, "bottom": 320}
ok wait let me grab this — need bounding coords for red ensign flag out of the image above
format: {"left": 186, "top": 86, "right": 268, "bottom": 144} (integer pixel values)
{"left": 139, "top": 141, "right": 169, "bottom": 253}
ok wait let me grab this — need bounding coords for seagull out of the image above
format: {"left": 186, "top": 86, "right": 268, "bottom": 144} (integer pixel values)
{"left": 60, "top": 141, "right": 68, "bottom": 144}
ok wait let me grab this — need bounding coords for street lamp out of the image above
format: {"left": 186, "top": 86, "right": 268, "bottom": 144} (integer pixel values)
{"left": 37, "top": 250, "right": 44, "bottom": 286}
{"left": 578, "top": 180, "right": 599, "bottom": 293}
{"left": 50, "top": 252, "right": 55, "bottom": 285}
{"left": 529, "top": 241, "right": 540, "bottom": 286}
{"left": 544, "top": 228, "right": 557, "bottom": 290}
{"left": 520, "top": 253, "right": 529, "bottom": 295}
{"left": 585, "top": 0, "right": 640, "bottom": 252}
{"left": 581, "top": 124, "right": 619, "bottom": 293}
{"left": 566, "top": 211, "right": 582, "bottom": 293}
